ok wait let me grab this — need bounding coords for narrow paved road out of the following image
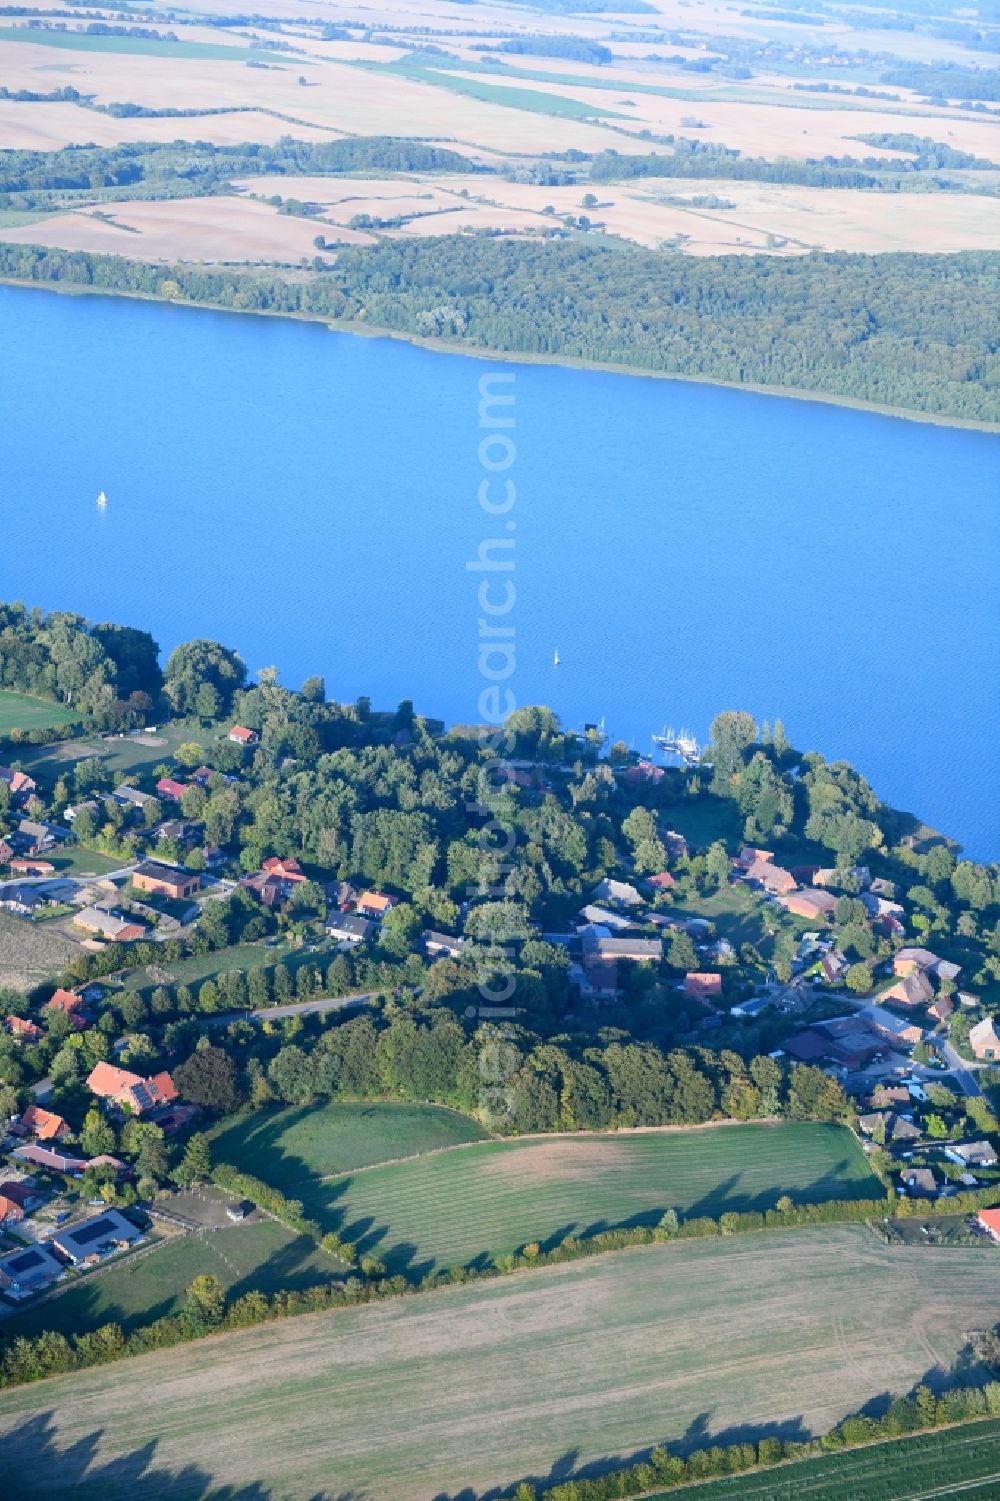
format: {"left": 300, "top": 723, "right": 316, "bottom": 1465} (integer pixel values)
{"left": 205, "top": 991, "right": 376, "bottom": 1026}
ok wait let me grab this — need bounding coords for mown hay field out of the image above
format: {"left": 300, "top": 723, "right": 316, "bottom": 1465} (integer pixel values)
{"left": 211, "top": 1099, "right": 491, "bottom": 1181}
{"left": 2, "top": 1228, "right": 999, "bottom": 1501}
{"left": 216, "top": 1117, "right": 881, "bottom": 1276}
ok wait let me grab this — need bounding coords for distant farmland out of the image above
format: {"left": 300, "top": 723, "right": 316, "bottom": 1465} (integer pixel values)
{"left": 214, "top": 1117, "right": 881, "bottom": 1276}
{"left": 2, "top": 1228, "right": 999, "bottom": 1501}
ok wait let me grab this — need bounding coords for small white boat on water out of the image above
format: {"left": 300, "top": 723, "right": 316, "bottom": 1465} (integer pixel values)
{"left": 553, "top": 648, "right": 560, "bottom": 667}
{"left": 96, "top": 491, "right": 108, "bottom": 509}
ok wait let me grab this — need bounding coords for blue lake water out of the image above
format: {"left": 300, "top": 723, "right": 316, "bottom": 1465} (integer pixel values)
{"left": 1, "top": 285, "right": 998, "bottom": 855}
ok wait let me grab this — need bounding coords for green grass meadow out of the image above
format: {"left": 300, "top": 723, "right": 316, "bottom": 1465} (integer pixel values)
{"left": 218, "top": 1114, "right": 880, "bottom": 1276}
{"left": 0, "top": 690, "right": 76, "bottom": 735}
{"left": 211, "top": 1099, "right": 490, "bottom": 1180}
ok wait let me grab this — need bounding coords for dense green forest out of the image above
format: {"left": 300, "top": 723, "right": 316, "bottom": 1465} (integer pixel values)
{"left": 588, "top": 139, "right": 1000, "bottom": 186}
{"left": 1, "top": 238, "right": 996, "bottom": 422}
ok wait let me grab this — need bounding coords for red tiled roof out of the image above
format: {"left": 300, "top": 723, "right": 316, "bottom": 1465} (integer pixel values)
{"left": 6, "top": 1015, "right": 43, "bottom": 1041}
{"left": 21, "top": 1104, "right": 69, "bottom": 1141}
{"left": 262, "top": 856, "right": 306, "bottom": 882}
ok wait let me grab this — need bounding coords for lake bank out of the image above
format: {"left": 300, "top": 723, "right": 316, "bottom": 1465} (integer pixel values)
{"left": 1, "top": 272, "right": 999, "bottom": 434}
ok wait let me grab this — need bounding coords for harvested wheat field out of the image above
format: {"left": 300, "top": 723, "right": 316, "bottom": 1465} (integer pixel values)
{"left": 0, "top": 97, "right": 337, "bottom": 150}
{"left": 0, "top": 196, "right": 364, "bottom": 262}
{"left": 2, "top": 1228, "right": 999, "bottom": 1501}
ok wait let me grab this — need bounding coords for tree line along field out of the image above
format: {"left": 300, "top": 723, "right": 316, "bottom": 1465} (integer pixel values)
{"left": 0, "top": 688, "right": 75, "bottom": 733}
{"left": 213, "top": 1113, "right": 880, "bottom": 1276}
{"left": 2, "top": 1221, "right": 336, "bottom": 1343}
{"left": 2, "top": 1228, "right": 1000, "bottom": 1501}
{"left": 659, "top": 1420, "right": 1000, "bottom": 1500}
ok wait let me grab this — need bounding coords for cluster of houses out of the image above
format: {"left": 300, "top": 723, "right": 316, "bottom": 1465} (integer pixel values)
{"left": 0, "top": 1042, "right": 194, "bottom": 1298}
{"left": 853, "top": 1075, "right": 999, "bottom": 1203}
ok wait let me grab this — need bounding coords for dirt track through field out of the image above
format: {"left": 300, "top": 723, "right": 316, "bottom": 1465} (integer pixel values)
{"left": 3, "top": 1227, "right": 1000, "bottom": 1501}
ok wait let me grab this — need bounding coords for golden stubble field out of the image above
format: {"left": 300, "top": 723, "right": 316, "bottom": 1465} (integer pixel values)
{"left": 2, "top": 1227, "right": 1000, "bottom": 1501}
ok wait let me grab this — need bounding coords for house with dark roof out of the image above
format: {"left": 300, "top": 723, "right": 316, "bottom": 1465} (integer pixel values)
{"left": 944, "top": 1141, "right": 999, "bottom": 1169}
{"left": 927, "top": 995, "right": 954, "bottom": 1025}
{"left": 52, "top": 1209, "right": 142, "bottom": 1265}
{"left": 113, "top": 785, "right": 158, "bottom": 816}
{"left": 0, "top": 883, "right": 44, "bottom": 917}
{"left": 583, "top": 934, "right": 662, "bottom": 963}
{"left": 132, "top": 860, "right": 200, "bottom": 901}
{"left": 422, "top": 930, "right": 465, "bottom": 959}
{"left": 901, "top": 1167, "right": 938, "bottom": 1198}
{"left": 326, "top": 912, "right": 375, "bottom": 946}
{"left": 0, "top": 1242, "right": 63, "bottom": 1294}
{"left": 0, "top": 1180, "right": 43, "bottom": 1213}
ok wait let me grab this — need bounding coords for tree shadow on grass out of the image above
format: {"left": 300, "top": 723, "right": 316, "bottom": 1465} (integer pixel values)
{"left": 0, "top": 1411, "right": 291, "bottom": 1501}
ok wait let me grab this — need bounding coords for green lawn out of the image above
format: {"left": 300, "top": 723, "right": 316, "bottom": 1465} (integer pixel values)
{"left": 3, "top": 1221, "right": 335, "bottom": 1341}
{"left": 0, "top": 691, "right": 76, "bottom": 735}
{"left": 46, "top": 848, "right": 129, "bottom": 878}
{"left": 16, "top": 721, "right": 205, "bottom": 785}
{"left": 663, "top": 1420, "right": 1000, "bottom": 1500}
{"left": 251, "top": 1120, "right": 881, "bottom": 1276}
{"left": 2, "top": 1228, "right": 999, "bottom": 1501}
{"left": 211, "top": 1100, "right": 490, "bottom": 1183}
